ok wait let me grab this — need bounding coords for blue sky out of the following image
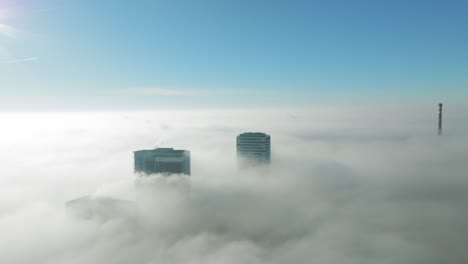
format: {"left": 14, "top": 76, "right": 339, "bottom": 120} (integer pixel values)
{"left": 0, "top": 0, "right": 467, "bottom": 110}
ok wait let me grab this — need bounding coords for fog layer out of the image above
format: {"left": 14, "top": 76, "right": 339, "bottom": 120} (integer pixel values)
{"left": 0, "top": 106, "right": 467, "bottom": 264}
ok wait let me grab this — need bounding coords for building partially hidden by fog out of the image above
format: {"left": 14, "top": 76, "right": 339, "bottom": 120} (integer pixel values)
{"left": 237, "top": 132, "right": 271, "bottom": 167}
{"left": 66, "top": 196, "right": 136, "bottom": 220}
{"left": 134, "top": 148, "right": 191, "bottom": 176}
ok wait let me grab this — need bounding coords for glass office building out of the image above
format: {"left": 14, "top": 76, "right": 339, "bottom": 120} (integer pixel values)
{"left": 236, "top": 132, "right": 271, "bottom": 167}
{"left": 134, "top": 148, "right": 191, "bottom": 175}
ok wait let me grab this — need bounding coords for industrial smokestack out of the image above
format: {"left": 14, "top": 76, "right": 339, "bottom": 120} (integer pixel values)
{"left": 438, "top": 103, "right": 443, "bottom": 136}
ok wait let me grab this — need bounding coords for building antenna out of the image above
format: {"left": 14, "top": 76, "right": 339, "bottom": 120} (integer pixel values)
{"left": 438, "top": 103, "right": 443, "bottom": 136}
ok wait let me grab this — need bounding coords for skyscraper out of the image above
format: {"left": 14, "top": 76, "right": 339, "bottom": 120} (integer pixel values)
{"left": 134, "top": 148, "right": 191, "bottom": 175}
{"left": 236, "top": 132, "right": 271, "bottom": 167}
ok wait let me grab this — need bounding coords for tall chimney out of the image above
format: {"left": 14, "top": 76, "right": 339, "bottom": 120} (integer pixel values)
{"left": 438, "top": 103, "right": 443, "bottom": 136}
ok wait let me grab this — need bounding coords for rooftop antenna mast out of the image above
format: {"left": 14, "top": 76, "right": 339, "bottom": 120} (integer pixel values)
{"left": 438, "top": 103, "right": 443, "bottom": 136}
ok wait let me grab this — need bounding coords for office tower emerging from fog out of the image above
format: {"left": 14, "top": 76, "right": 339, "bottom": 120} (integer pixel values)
{"left": 66, "top": 196, "right": 136, "bottom": 220}
{"left": 237, "top": 132, "right": 271, "bottom": 167}
{"left": 134, "top": 148, "right": 191, "bottom": 175}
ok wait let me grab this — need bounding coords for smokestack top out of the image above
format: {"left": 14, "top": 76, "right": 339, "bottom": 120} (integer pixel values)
{"left": 438, "top": 103, "right": 443, "bottom": 136}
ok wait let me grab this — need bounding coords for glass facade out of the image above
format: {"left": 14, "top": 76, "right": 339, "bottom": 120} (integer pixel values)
{"left": 134, "top": 148, "right": 191, "bottom": 175}
{"left": 236, "top": 132, "right": 271, "bottom": 167}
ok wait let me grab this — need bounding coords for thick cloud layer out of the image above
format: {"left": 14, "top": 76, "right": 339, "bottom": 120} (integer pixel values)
{"left": 0, "top": 105, "right": 467, "bottom": 264}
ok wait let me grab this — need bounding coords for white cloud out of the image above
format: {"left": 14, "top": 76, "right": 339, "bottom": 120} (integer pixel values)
{"left": 0, "top": 23, "right": 20, "bottom": 38}
{"left": 0, "top": 57, "right": 39, "bottom": 64}
{"left": 125, "top": 87, "right": 195, "bottom": 96}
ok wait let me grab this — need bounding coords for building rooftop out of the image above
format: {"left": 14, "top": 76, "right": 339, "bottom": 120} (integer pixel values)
{"left": 238, "top": 132, "right": 270, "bottom": 137}
{"left": 134, "top": 148, "right": 189, "bottom": 157}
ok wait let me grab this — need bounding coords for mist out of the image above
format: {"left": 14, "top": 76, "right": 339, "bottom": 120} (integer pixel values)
{"left": 0, "top": 105, "right": 467, "bottom": 264}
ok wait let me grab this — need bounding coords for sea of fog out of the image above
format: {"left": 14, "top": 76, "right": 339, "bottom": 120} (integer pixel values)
{"left": 0, "top": 105, "right": 467, "bottom": 264}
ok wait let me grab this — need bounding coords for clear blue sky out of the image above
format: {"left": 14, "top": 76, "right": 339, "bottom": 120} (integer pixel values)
{"left": 0, "top": 0, "right": 467, "bottom": 110}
